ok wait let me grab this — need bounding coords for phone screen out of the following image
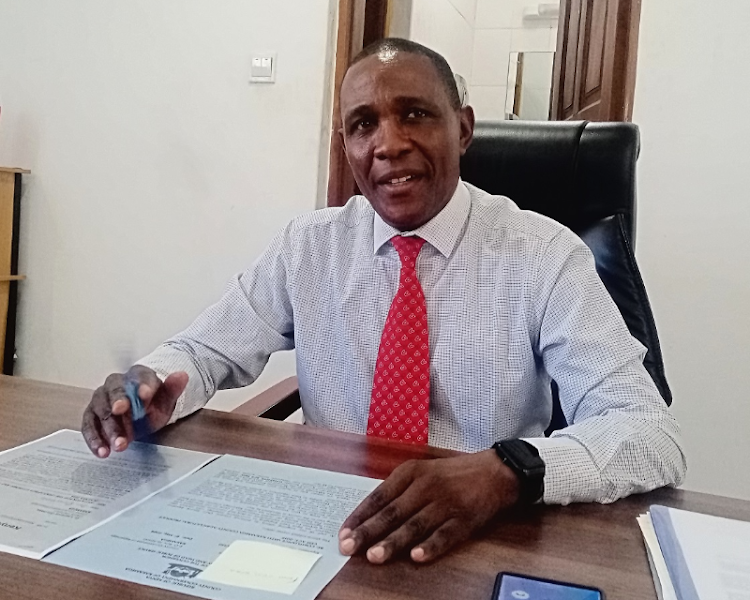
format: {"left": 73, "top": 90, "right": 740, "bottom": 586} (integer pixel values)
{"left": 494, "top": 573, "right": 603, "bottom": 600}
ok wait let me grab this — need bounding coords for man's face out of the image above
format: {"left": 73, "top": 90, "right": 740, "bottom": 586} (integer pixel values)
{"left": 339, "top": 52, "right": 474, "bottom": 231}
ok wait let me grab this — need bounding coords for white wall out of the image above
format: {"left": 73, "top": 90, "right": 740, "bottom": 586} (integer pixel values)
{"left": 0, "top": 0, "right": 338, "bottom": 409}
{"left": 409, "top": 0, "right": 477, "bottom": 82}
{"left": 633, "top": 0, "right": 750, "bottom": 500}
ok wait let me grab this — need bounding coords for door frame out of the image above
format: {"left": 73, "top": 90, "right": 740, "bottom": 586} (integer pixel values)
{"left": 327, "top": 0, "right": 391, "bottom": 207}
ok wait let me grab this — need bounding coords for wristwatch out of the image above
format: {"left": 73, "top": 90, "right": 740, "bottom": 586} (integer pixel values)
{"left": 492, "top": 439, "right": 545, "bottom": 505}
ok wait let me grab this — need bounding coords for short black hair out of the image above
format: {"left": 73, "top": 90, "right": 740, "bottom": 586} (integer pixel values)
{"left": 349, "top": 38, "right": 461, "bottom": 110}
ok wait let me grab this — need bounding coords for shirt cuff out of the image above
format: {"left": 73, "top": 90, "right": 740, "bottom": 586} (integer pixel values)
{"left": 522, "top": 436, "right": 605, "bottom": 505}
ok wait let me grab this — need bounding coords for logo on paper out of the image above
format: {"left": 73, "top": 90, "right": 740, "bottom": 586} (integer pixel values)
{"left": 163, "top": 564, "right": 202, "bottom": 579}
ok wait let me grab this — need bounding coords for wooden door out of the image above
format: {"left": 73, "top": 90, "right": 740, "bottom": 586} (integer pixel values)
{"left": 327, "top": 0, "right": 391, "bottom": 207}
{"left": 551, "top": 0, "right": 641, "bottom": 121}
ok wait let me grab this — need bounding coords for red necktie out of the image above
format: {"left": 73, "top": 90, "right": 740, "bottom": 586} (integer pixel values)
{"left": 368, "top": 236, "right": 430, "bottom": 445}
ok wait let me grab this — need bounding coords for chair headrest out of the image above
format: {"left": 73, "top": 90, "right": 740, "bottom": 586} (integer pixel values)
{"left": 460, "top": 120, "right": 640, "bottom": 242}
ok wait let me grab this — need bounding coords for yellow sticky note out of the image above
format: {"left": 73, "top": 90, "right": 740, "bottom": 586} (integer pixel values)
{"left": 198, "top": 540, "right": 321, "bottom": 595}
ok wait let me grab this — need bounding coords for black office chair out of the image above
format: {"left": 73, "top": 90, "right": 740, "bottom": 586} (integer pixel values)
{"left": 235, "top": 120, "right": 671, "bottom": 434}
{"left": 461, "top": 120, "right": 670, "bottom": 432}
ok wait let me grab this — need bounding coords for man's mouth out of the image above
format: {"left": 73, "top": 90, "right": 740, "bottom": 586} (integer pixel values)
{"left": 378, "top": 172, "right": 424, "bottom": 190}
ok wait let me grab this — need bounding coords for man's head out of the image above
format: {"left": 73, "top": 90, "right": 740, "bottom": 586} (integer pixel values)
{"left": 339, "top": 38, "right": 474, "bottom": 231}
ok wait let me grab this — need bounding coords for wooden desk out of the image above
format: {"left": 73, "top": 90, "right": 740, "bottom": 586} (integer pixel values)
{"left": 2, "top": 375, "right": 749, "bottom": 600}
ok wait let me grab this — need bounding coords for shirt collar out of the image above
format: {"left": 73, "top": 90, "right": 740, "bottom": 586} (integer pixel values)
{"left": 372, "top": 179, "right": 470, "bottom": 258}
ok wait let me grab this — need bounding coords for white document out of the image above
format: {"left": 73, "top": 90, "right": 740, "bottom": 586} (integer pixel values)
{"left": 0, "top": 429, "right": 218, "bottom": 559}
{"left": 650, "top": 505, "right": 750, "bottom": 600}
{"left": 45, "top": 455, "right": 381, "bottom": 600}
{"left": 637, "top": 513, "right": 678, "bottom": 600}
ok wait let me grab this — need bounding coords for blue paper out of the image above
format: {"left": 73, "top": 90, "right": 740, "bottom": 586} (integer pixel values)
{"left": 124, "top": 379, "right": 150, "bottom": 438}
{"left": 650, "top": 505, "right": 701, "bottom": 600}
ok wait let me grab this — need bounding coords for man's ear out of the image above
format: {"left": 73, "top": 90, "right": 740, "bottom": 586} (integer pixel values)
{"left": 458, "top": 105, "right": 475, "bottom": 156}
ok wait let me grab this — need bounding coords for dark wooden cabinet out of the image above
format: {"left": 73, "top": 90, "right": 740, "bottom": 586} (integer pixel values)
{"left": 0, "top": 167, "right": 28, "bottom": 374}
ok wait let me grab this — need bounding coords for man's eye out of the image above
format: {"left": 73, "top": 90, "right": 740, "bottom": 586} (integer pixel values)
{"left": 354, "top": 119, "right": 373, "bottom": 131}
{"left": 406, "top": 109, "right": 428, "bottom": 119}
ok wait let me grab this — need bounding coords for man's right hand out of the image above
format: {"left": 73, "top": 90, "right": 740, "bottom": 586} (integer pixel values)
{"left": 81, "top": 365, "right": 188, "bottom": 458}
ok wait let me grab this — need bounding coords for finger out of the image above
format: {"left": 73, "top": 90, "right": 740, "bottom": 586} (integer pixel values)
{"left": 95, "top": 382, "right": 130, "bottom": 452}
{"left": 121, "top": 410, "right": 135, "bottom": 443}
{"left": 104, "top": 373, "right": 132, "bottom": 416}
{"left": 127, "top": 365, "right": 165, "bottom": 404}
{"left": 366, "top": 504, "right": 442, "bottom": 564}
{"left": 340, "top": 461, "right": 417, "bottom": 537}
{"left": 81, "top": 403, "right": 109, "bottom": 458}
{"left": 99, "top": 408, "right": 129, "bottom": 453}
{"left": 410, "top": 518, "right": 470, "bottom": 563}
{"left": 340, "top": 483, "right": 425, "bottom": 556}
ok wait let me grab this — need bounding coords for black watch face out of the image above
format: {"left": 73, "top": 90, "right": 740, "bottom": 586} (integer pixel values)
{"left": 496, "top": 441, "right": 544, "bottom": 503}
{"left": 503, "top": 441, "right": 542, "bottom": 469}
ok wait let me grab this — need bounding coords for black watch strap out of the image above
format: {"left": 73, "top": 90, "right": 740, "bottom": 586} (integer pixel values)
{"left": 492, "top": 439, "right": 545, "bottom": 505}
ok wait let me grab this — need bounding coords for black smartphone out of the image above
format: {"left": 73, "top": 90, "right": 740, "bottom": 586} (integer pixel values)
{"left": 492, "top": 572, "right": 604, "bottom": 600}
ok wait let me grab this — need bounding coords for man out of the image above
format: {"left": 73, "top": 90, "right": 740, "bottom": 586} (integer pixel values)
{"left": 81, "top": 38, "right": 686, "bottom": 565}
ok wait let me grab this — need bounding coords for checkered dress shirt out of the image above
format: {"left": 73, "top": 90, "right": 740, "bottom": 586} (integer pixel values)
{"left": 140, "top": 181, "right": 687, "bottom": 505}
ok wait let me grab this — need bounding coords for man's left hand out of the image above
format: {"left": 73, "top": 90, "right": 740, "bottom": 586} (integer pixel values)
{"left": 338, "top": 449, "right": 520, "bottom": 564}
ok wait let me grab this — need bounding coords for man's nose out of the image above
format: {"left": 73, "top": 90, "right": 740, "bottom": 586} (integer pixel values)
{"left": 374, "top": 118, "right": 412, "bottom": 160}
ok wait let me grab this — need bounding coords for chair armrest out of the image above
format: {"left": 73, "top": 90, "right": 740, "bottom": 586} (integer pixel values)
{"left": 231, "top": 376, "right": 301, "bottom": 420}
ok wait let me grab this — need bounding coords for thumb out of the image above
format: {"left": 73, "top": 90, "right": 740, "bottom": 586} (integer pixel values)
{"left": 146, "top": 371, "right": 188, "bottom": 429}
{"left": 162, "top": 371, "right": 189, "bottom": 402}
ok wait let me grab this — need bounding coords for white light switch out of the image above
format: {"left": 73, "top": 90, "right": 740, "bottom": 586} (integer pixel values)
{"left": 250, "top": 53, "right": 276, "bottom": 83}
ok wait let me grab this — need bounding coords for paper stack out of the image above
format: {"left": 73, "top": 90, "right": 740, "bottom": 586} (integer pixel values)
{"left": 638, "top": 505, "right": 750, "bottom": 600}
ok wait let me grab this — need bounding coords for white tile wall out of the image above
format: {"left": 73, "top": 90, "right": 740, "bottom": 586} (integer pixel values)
{"left": 510, "top": 1, "right": 531, "bottom": 29}
{"left": 448, "top": 0, "right": 478, "bottom": 27}
{"left": 410, "top": 0, "right": 476, "bottom": 79}
{"left": 521, "top": 51, "right": 555, "bottom": 87}
{"left": 468, "top": 85, "right": 508, "bottom": 119}
{"left": 411, "top": 0, "right": 560, "bottom": 120}
{"left": 475, "top": 0, "right": 515, "bottom": 29}
{"left": 468, "top": 1, "right": 560, "bottom": 119}
{"left": 471, "top": 28, "right": 513, "bottom": 85}
{"left": 511, "top": 26, "right": 552, "bottom": 52}
{"left": 477, "top": 0, "right": 561, "bottom": 30}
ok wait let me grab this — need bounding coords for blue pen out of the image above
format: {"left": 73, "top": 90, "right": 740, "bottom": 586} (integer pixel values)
{"left": 124, "top": 379, "right": 151, "bottom": 439}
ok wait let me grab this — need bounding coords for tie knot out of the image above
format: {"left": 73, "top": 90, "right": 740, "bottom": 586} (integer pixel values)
{"left": 391, "top": 235, "right": 425, "bottom": 265}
